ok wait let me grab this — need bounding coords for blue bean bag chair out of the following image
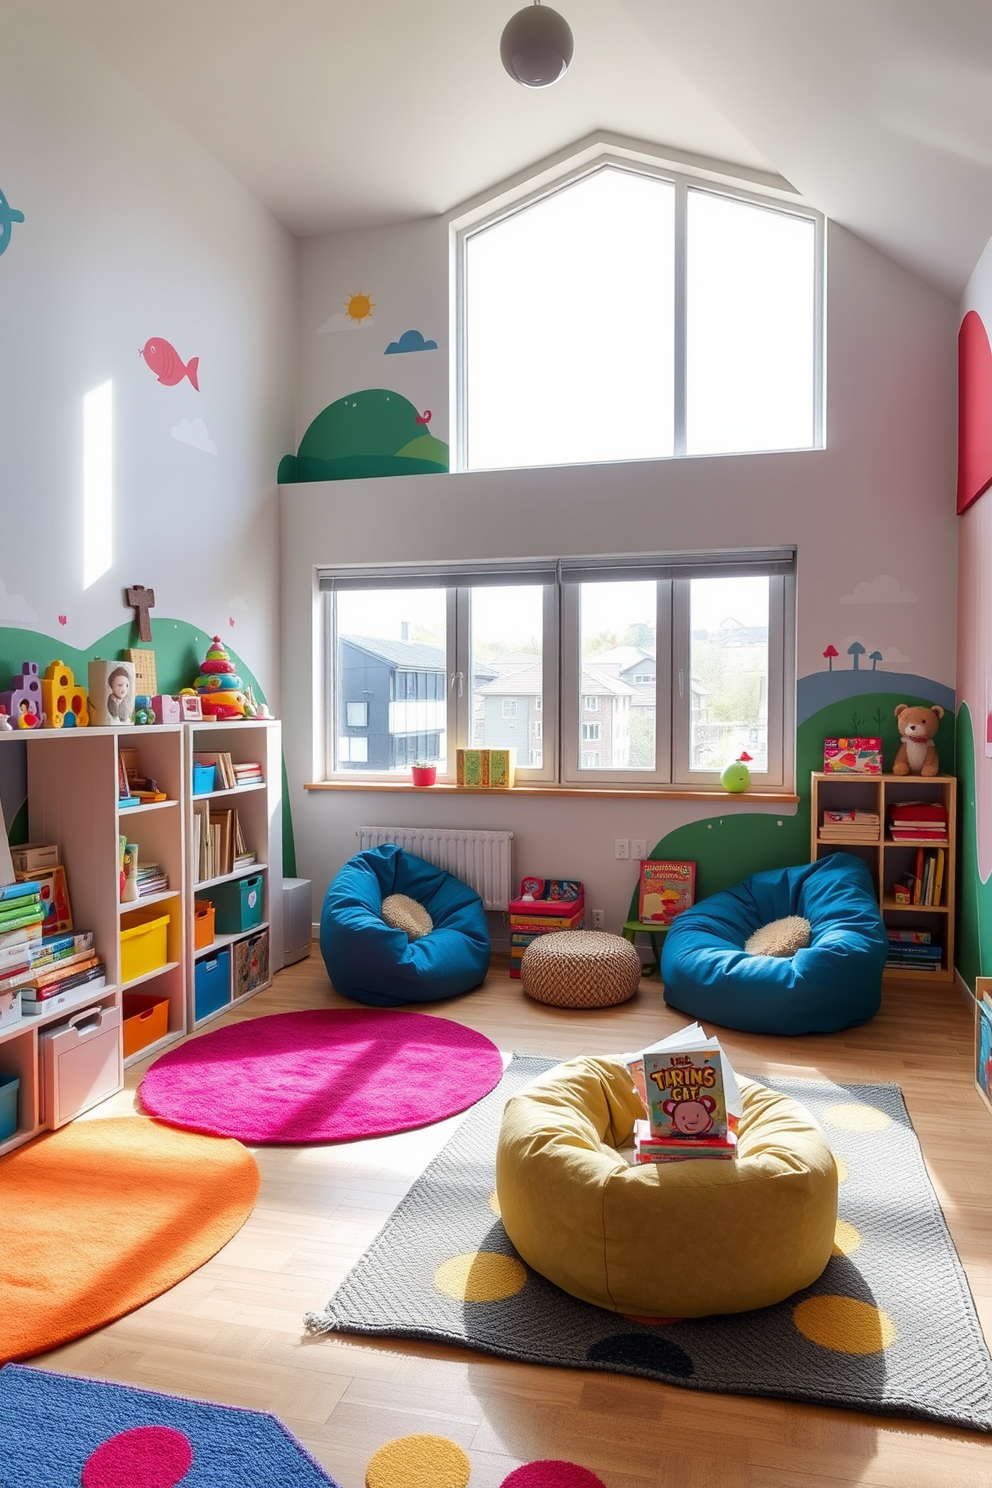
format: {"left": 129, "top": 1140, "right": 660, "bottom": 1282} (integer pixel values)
{"left": 660, "top": 854, "right": 886, "bottom": 1035}
{"left": 320, "top": 844, "right": 491, "bottom": 1007}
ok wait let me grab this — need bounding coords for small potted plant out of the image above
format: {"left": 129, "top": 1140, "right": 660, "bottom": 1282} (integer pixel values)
{"left": 411, "top": 760, "right": 437, "bottom": 787}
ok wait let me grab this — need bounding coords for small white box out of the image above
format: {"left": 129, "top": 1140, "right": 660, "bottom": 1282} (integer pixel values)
{"left": 0, "top": 988, "right": 22, "bottom": 1028}
{"left": 39, "top": 1002, "right": 122, "bottom": 1128}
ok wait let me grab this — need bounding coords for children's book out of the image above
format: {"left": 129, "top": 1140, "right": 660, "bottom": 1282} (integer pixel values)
{"left": 625, "top": 1023, "right": 741, "bottom": 1145}
{"left": 823, "top": 737, "right": 883, "bottom": 773}
{"left": 638, "top": 860, "right": 695, "bottom": 923}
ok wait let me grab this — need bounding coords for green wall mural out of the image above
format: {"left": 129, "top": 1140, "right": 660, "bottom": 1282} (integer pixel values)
{"left": 633, "top": 682, "right": 956, "bottom": 919}
{"left": 278, "top": 389, "right": 449, "bottom": 483}
{"left": 0, "top": 620, "right": 297, "bottom": 865}
{"left": 955, "top": 702, "right": 989, "bottom": 990}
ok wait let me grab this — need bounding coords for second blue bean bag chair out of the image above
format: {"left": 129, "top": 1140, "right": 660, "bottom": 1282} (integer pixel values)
{"left": 661, "top": 853, "right": 886, "bottom": 1035}
{"left": 320, "top": 844, "right": 491, "bottom": 1007}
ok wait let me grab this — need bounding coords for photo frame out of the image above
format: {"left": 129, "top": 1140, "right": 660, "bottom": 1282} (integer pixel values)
{"left": 180, "top": 694, "right": 203, "bottom": 721}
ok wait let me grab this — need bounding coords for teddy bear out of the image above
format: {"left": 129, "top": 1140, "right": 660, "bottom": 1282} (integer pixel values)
{"left": 892, "top": 703, "right": 944, "bottom": 776}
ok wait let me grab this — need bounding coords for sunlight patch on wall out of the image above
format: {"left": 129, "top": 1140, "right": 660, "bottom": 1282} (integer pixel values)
{"left": 83, "top": 381, "right": 113, "bottom": 589}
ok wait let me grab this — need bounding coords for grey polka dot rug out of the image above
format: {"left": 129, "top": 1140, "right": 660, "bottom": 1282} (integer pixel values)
{"left": 304, "top": 1055, "right": 992, "bottom": 1431}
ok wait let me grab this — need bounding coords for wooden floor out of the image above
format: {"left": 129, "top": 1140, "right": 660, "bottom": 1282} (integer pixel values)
{"left": 43, "top": 953, "right": 992, "bottom": 1487}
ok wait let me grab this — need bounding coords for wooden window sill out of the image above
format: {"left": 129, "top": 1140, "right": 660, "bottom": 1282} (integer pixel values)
{"left": 304, "top": 780, "right": 799, "bottom": 804}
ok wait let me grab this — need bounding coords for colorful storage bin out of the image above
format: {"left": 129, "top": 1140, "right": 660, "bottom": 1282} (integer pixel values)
{"left": 119, "top": 910, "right": 171, "bottom": 985}
{"left": 194, "top": 948, "right": 231, "bottom": 1022}
{"left": 122, "top": 990, "right": 170, "bottom": 1059}
{"left": 0, "top": 1073, "right": 20, "bottom": 1142}
{"left": 207, "top": 874, "right": 263, "bottom": 934}
{"left": 193, "top": 899, "right": 216, "bottom": 950}
{"left": 234, "top": 929, "right": 269, "bottom": 1000}
{"left": 191, "top": 762, "right": 216, "bottom": 794}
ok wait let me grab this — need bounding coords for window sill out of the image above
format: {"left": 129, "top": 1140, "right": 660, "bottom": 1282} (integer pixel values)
{"left": 304, "top": 780, "right": 799, "bottom": 804}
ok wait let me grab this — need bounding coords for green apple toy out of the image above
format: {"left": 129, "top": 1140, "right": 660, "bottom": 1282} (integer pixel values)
{"left": 720, "top": 751, "right": 753, "bottom": 793}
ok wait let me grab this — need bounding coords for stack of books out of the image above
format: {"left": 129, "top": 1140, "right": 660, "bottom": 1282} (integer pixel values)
{"left": 1, "top": 918, "right": 104, "bottom": 1017}
{"left": 820, "top": 808, "right": 880, "bottom": 841}
{"left": 892, "top": 846, "right": 947, "bottom": 906}
{"left": 193, "top": 751, "right": 237, "bottom": 789}
{"left": 888, "top": 801, "right": 949, "bottom": 843}
{"left": 624, "top": 1023, "right": 741, "bottom": 1164}
{"left": 233, "top": 761, "right": 264, "bottom": 787}
{"left": 136, "top": 863, "right": 169, "bottom": 898}
{"left": 885, "top": 927, "right": 943, "bottom": 972}
{"left": 0, "top": 882, "right": 47, "bottom": 992}
{"left": 508, "top": 877, "right": 584, "bottom": 978}
{"left": 192, "top": 803, "right": 254, "bottom": 881}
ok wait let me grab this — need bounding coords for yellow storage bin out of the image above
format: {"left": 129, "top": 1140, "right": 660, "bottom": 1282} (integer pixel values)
{"left": 120, "top": 910, "right": 170, "bottom": 985}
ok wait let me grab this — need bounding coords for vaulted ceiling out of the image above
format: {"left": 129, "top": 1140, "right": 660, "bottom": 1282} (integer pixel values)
{"left": 54, "top": 0, "right": 992, "bottom": 296}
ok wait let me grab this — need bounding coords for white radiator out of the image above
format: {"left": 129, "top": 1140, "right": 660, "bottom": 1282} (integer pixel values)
{"left": 356, "top": 826, "right": 514, "bottom": 911}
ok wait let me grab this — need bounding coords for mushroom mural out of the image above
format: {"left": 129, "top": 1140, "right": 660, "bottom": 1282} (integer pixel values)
{"left": 848, "top": 641, "right": 866, "bottom": 670}
{"left": 823, "top": 645, "right": 838, "bottom": 671}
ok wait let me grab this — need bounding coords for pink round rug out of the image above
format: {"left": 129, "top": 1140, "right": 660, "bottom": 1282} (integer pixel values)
{"left": 138, "top": 1010, "right": 504, "bottom": 1144}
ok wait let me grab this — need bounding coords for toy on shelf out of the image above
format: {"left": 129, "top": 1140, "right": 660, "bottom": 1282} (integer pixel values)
{"left": 823, "top": 736, "right": 882, "bottom": 774}
{"left": 720, "top": 751, "right": 752, "bottom": 793}
{"left": 892, "top": 704, "right": 943, "bottom": 777}
{"left": 0, "top": 710, "right": 11, "bottom": 731}
{"left": 151, "top": 694, "right": 183, "bottom": 724}
{"left": 133, "top": 695, "right": 155, "bottom": 725}
{"left": 88, "top": 659, "right": 136, "bottom": 727}
{"left": 41, "top": 660, "right": 89, "bottom": 729}
{"left": 192, "top": 637, "right": 250, "bottom": 719}
{"left": 0, "top": 662, "right": 44, "bottom": 728}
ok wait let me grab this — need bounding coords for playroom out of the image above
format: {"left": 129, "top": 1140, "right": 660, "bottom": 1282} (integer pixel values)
{"left": 1, "top": 4, "right": 991, "bottom": 1486}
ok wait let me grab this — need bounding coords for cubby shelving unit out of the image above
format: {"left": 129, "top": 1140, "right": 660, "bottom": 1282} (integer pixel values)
{"left": 810, "top": 771, "right": 957, "bottom": 984}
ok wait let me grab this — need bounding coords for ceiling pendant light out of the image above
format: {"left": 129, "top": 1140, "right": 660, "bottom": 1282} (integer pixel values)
{"left": 500, "top": 1, "right": 574, "bottom": 88}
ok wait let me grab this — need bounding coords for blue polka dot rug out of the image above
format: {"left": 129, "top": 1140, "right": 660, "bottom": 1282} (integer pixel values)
{"left": 304, "top": 1055, "right": 992, "bottom": 1432}
{"left": 0, "top": 1365, "right": 343, "bottom": 1487}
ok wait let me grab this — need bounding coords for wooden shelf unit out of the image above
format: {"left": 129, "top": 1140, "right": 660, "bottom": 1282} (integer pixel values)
{"left": 810, "top": 771, "right": 956, "bottom": 984}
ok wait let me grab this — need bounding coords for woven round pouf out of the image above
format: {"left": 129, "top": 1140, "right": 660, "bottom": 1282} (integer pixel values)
{"left": 521, "top": 930, "right": 642, "bottom": 1009}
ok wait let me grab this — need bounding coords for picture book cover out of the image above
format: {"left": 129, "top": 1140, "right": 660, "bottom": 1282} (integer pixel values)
{"left": 977, "top": 996, "right": 992, "bottom": 1107}
{"left": 14, "top": 865, "right": 72, "bottom": 933}
{"left": 642, "top": 1043, "right": 729, "bottom": 1141}
{"left": 823, "top": 737, "right": 883, "bottom": 774}
{"left": 638, "top": 860, "right": 695, "bottom": 923}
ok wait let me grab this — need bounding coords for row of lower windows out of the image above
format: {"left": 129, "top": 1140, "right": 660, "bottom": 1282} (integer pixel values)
{"left": 322, "top": 550, "right": 793, "bottom": 791}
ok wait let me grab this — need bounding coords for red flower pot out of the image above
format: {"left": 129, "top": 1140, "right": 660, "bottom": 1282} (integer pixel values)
{"left": 411, "top": 765, "right": 437, "bottom": 787}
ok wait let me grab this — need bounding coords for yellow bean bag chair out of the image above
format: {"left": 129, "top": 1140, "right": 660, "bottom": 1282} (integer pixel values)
{"left": 495, "top": 1055, "right": 837, "bottom": 1318}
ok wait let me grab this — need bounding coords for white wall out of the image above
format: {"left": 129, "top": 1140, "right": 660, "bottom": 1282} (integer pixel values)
{"left": 283, "top": 215, "right": 957, "bottom": 938}
{"left": 0, "top": 6, "right": 295, "bottom": 706}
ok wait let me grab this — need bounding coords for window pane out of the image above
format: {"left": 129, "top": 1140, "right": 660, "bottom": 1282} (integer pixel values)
{"left": 465, "top": 168, "right": 675, "bottom": 470}
{"left": 579, "top": 581, "right": 655, "bottom": 770}
{"left": 688, "top": 576, "right": 769, "bottom": 772}
{"left": 686, "top": 191, "right": 815, "bottom": 455}
{"left": 471, "top": 585, "right": 543, "bottom": 761}
{"left": 335, "top": 588, "right": 446, "bottom": 772}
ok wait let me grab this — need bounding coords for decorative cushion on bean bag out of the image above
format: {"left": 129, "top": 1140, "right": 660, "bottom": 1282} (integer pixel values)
{"left": 661, "top": 854, "right": 886, "bottom": 1035}
{"left": 320, "top": 844, "right": 490, "bottom": 1007}
{"left": 382, "top": 893, "right": 433, "bottom": 941}
{"left": 522, "top": 931, "right": 642, "bottom": 1009}
{"left": 496, "top": 1055, "right": 837, "bottom": 1318}
{"left": 745, "top": 915, "right": 812, "bottom": 958}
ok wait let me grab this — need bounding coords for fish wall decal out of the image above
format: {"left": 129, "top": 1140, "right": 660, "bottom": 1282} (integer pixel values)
{"left": 140, "top": 337, "right": 200, "bottom": 390}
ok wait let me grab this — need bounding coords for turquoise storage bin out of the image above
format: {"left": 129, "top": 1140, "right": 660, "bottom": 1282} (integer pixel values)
{"left": 192, "top": 762, "right": 216, "bottom": 795}
{"left": 208, "top": 874, "right": 264, "bottom": 934}
{"left": 0, "top": 1072, "right": 21, "bottom": 1142}
{"left": 194, "top": 948, "right": 231, "bottom": 1022}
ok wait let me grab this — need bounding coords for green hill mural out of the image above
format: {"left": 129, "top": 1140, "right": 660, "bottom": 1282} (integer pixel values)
{"left": 278, "top": 389, "right": 449, "bottom": 483}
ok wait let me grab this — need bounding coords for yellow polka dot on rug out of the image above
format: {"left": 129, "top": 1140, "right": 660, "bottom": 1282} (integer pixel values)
{"left": 834, "top": 1154, "right": 849, "bottom": 1182}
{"left": 434, "top": 1251, "right": 527, "bottom": 1302}
{"left": 366, "top": 1435, "right": 470, "bottom": 1488}
{"left": 822, "top": 1102, "right": 892, "bottom": 1133}
{"left": 832, "top": 1219, "right": 862, "bottom": 1256}
{"left": 793, "top": 1296, "right": 898, "bottom": 1354}
{"left": 488, "top": 1189, "right": 502, "bottom": 1217}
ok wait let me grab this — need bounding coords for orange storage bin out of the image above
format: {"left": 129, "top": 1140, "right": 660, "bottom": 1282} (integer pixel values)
{"left": 194, "top": 899, "right": 216, "bottom": 950}
{"left": 122, "top": 991, "right": 170, "bottom": 1058}
{"left": 119, "top": 910, "right": 170, "bottom": 985}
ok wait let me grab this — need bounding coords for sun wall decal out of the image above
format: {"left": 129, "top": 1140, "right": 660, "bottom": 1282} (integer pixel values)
{"left": 344, "top": 291, "right": 374, "bottom": 324}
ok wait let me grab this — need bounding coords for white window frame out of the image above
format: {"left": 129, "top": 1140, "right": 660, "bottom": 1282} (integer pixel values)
{"left": 320, "top": 549, "right": 794, "bottom": 792}
{"left": 453, "top": 152, "right": 824, "bottom": 473}
{"left": 501, "top": 698, "right": 518, "bottom": 719}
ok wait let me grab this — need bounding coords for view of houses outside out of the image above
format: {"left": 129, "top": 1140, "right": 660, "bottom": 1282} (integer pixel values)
{"left": 333, "top": 578, "right": 769, "bottom": 774}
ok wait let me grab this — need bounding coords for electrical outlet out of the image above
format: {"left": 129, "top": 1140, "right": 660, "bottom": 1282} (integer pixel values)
{"left": 592, "top": 909, "right": 604, "bottom": 929}
{"left": 631, "top": 838, "right": 647, "bottom": 861}
{"left": 615, "top": 838, "right": 630, "bottom": 859}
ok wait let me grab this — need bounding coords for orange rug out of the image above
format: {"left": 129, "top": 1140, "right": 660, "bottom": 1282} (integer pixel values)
{"left": 0, "top": 1117, "right": 260, "bottom": 1363}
